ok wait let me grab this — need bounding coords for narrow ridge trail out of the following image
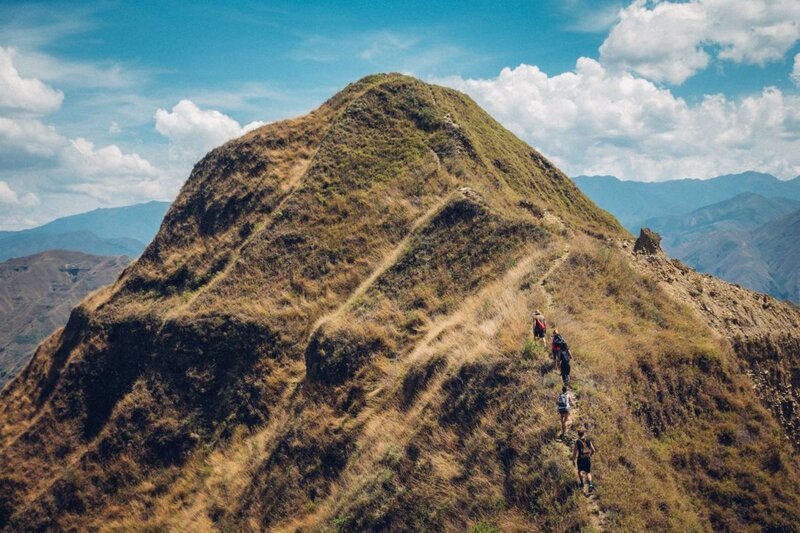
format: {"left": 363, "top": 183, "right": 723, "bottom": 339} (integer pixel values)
{"left": 538, "top": 245, "right": 608, "bottom": 532}
{"left": 539, "top": 245, "right": 570, "bottom": 309}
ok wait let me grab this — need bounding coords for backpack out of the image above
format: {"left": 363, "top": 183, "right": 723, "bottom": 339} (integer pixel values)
{"left": 560, "top": 349, "right": 571, "bottom": 364}
{"left": 535, "top": 317, "right": 546, "bottom": 332}
{"left": 577, "top": 438, "right": 593, "bottom": 457}
{"left": 556, "top": 335, "right": 568, "bottom": 351}
{"left": 557, "top": 393, "right": 570, "bottom": 409}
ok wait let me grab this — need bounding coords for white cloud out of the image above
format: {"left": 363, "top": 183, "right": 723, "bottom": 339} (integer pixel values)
{"left": 0, "top": 116, "right": 66, "bottom": 163}
{"left": 0, "top": 180, "right": 18, "bottom": 204}
{"left": 62, "top": 138, "right": 159, "bottom": 178}
{"left": 0, "top": 180, "right": 39, "bottom": 206}
{"left": 0, "top": 46, "right": 169, "bottom": 209}
{"left": 792, "top": 53, "right": 800, "bottom": 86}
{"left": 154, "top": 99, "right": 264, "bottom": 162}
{"left": 600, "top": 0, "right": 800, "bottom": 84}
{"left": 0, "top": 46, "right": 64, "bottom": 115}
{"left": 54, "top": 138, "right": 173, "bottom": 204}
{"left": 440, "top": 59, "right": 800, "bottom": 181}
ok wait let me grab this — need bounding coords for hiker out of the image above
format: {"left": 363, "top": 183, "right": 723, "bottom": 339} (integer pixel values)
{"left": 572, "top": 429, "right": 597, "bottom": 492}
{"left": 556, "top": 337, "right": 571, "bottom": 385}
{"left": 551, "top": 329, "right": 566, "bottom": 365}
{"left": 532, "top": 309, "right": 546, "bottom": 346}
{"left": 556, "top": 385, "right": 571, "bottom": 438}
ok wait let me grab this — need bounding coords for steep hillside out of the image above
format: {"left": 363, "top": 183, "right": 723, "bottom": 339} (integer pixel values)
{"left": 1, "top": 74, "right": 799, "bottom": 532}
{"left": 0, "top": 250, "right": 130, "bottom": 388}
{"left": 574, "top": 172, "right": 800, "bottom": 231}
{"left": 0, "top": 201, "right": 169, "bottom": 261}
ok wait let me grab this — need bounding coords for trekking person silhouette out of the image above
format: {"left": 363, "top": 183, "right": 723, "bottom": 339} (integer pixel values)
{"left": 573, "top": 429, "right": 597, "bottom": 492}
{"left": 551, "top": 329, "right": 566, "bottom": 365}
{"left": 556, "top": 385, "right": 571, "bottom": 438}
{"left": 556, "top": 338, "right": 571, "bottom": 385}
{"left": 532, "top": 310, "right": 546, "bottom": 346}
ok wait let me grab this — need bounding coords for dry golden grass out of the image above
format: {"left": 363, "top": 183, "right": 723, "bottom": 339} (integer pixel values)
{"left": 1, "top": 74, "right": 799, "bottom": 533}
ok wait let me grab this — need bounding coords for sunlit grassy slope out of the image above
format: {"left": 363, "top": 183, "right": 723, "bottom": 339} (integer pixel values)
{"left": 1, "top": 74, "right": 799, "bottom": 532}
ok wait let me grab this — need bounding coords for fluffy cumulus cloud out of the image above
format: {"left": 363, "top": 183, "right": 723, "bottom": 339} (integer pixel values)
{"left": 440, "top": 59, "right": 800, "bottom": 180}
{"left": 155, "top": 99, "right": 265, "bottom": 162}
{"left": 600, "top": 0, "right": 800, "bottom": 84}
{"left": 0, "top": 180, "right": 39, "bottom": 206}
{"left": 62, "top": 138, "right": 158, "bottom": 178}
{"left": 0, "top": 46, "right": 68, "bottom": 166}
{"left": 54, "top": 137, "right": 170, "bottom": 203}
{"left": 0, "top": 46, "right": 170, "bottom": 218}
{"left": 0, "top": 116, "right": 65, "bottom": 163}
{"left": 0, "top": 46, "right": 63, "bottom": 115}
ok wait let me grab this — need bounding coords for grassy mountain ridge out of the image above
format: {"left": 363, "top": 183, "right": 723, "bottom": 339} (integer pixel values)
{"left": 1, "top": 74, "right": 799, "bottom": 532}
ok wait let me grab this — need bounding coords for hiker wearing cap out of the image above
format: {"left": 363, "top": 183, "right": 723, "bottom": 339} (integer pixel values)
{"left": 532, "top": 310, "right": 546, "bottom": 346}
{"left": 556, "top": 385, "right": 571, "bottom": 438}
{"left": 572, "top": 429, "right": 597, "bottom": 492}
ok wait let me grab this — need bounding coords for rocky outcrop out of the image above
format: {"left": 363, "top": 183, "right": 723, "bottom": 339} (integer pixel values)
{"left": 633, "top": 227, "right": 662, "bottom": 255}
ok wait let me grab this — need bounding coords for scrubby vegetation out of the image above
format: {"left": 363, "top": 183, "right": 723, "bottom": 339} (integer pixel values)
{"left": 1, "top": 74, "right": 799, "bottom": 533}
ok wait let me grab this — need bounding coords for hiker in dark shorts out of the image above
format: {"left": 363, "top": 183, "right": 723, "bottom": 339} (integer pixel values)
{"left": 556, "top": 386, "right": 571, "bottom": 438}
{"left": 532, "top": 310, "right": 546, "bottom": 346}
{"left": 572, "top": 429, "right": 597, "bottom": 492}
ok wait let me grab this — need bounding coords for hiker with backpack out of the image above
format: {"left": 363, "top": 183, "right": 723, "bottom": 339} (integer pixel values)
{"left": 532, "top": 310, "right": 546, "bottom": 346}
{"left": 551, "top": 329, "right": 566, "bottom": 366}
{"left": 572, "top": 429, "right": 597, "bottom": 492}
{"left": 556, "top": 386, "right": 571, "bottom": 438}
{"left": 553, "top": 332, "right": 571, "bottom": 385}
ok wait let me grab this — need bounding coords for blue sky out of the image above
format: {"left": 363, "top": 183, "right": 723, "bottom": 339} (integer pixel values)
{"left": 1, "top": 0, "right": 800, "bottom": 229}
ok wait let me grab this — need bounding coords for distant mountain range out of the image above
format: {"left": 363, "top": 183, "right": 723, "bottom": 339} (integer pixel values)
{"left": 573, "top": 172, "right": 800, "bottom": 302}
{"left": 0, "top": 250, "right": 130, "bottom": 387}
{"left": 645, "top": 192, "right": 800, "bottom": 248}
{"left": 0, "top": 201, "right": 170, "bottom": 261}
{"left": 573, "top": 171, "right": 800, "bottom": 232}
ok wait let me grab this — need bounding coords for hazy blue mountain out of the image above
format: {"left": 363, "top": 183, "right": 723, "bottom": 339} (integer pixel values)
{"left": 647, "top": 196, "right": 800, "bottom": 303}
{"left": 573, "top": 171, "right": 800, "bottom": 231}
{"left": 670, "top": 209, "right": 800, "bottom": 304}
{"left": 0, "top": 201, "right": 170, "bottom": 261}
{"left": 644, "top": 193, "right": 800, "bottom": 248}
{"left": 752, "top": 209, "right": 800, "bottom": 303}
{"left": 672, "top": 230, "right": 770, "bottom": 296}
{"left": 570, "top": 173, "right": 800, "bottom": 302}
